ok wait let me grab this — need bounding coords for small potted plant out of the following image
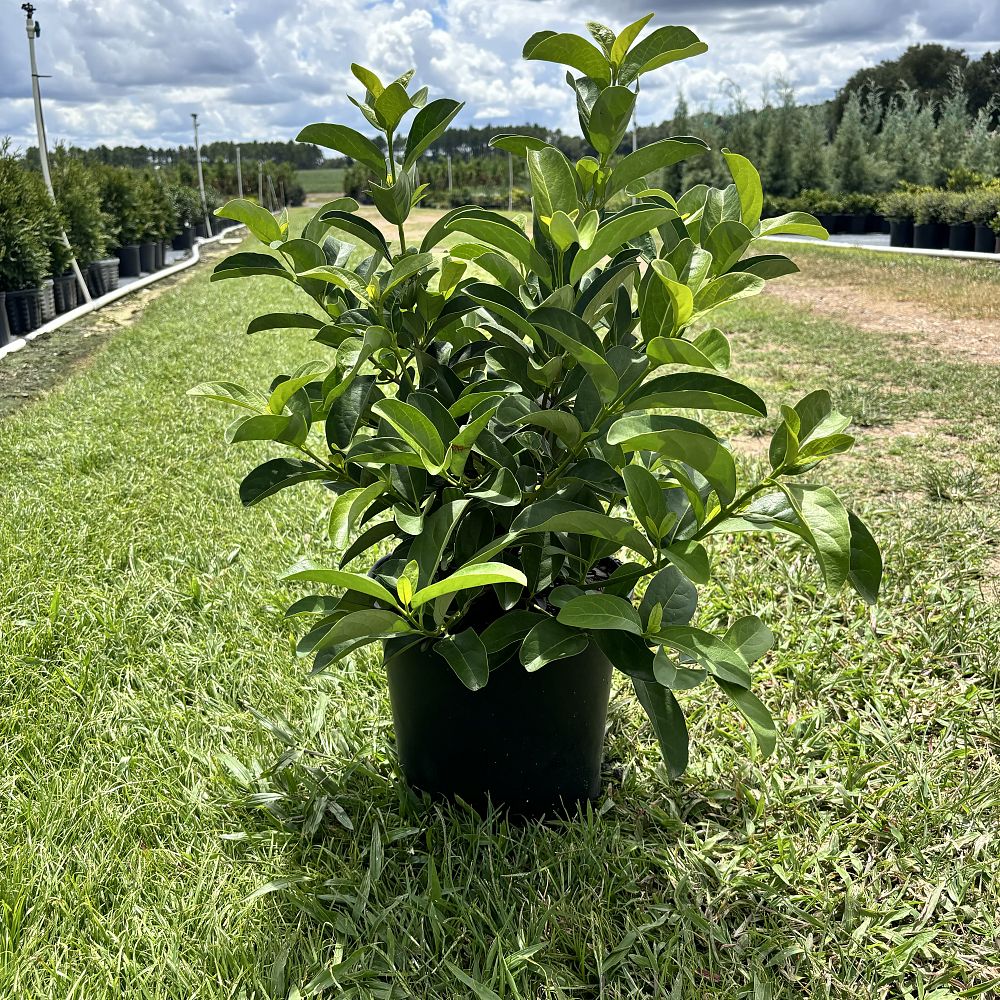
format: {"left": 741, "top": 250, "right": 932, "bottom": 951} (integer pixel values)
{"left": 98, "top": 166, "right": 143, "bottom": 277}
{"left": 193, "top": 14, "right": 882, "bottom": 815}
{"left": 963, "top": 188, "right": 1000, "bottom": 254}
{"left": 944, "top": 191, "right": 975, "bottom": 252}
{"left": 912, "top": 189, "right": 949, "bottom": 250}
{"left": 879, "top": 189, "right": 915, "bottom": 247}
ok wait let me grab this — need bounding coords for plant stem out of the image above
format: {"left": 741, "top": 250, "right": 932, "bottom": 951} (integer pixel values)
{"left": 397, "top": 223, "right": 407, "bottom": 253}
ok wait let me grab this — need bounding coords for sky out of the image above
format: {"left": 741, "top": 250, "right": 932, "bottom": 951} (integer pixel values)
{"left": 1, "top": 0, "right": 998, "bottom": 151}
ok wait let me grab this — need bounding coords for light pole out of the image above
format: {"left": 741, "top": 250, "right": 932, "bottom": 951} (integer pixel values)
{"left": 191, "top": 113, "right": 211, "bottom": 233}
{"left": 235, "top": 143, "right": 243, "bottom": 198}
{"left": 258, "top": 160, "right": 264, "bottom": 207}
{"left": 21, "top": 3, "right": 91, "bottom": 302}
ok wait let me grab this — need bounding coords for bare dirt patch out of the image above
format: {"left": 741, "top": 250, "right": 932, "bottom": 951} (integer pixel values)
{"left": 765, "top": 279, "right": 1000, "bottom": 365}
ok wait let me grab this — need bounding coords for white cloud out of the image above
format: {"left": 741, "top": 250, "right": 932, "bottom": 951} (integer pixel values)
{"left": 0, "top": 0, "right": 996, "bottom": 149}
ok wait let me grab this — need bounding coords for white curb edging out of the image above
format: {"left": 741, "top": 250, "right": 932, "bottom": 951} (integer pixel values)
{"left": 761, "top": 234, "right": 1000, "bottom": 263}
{"left": 0, "top": 223, "right": 245, "bottom": 363}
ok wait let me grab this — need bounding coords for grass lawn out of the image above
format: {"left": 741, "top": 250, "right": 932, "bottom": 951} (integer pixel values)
{"left": 297, "top": 167, "right": 346, "bottom": 195}
{"left": 2, "top": 211, "right": 998, "bottom": 998}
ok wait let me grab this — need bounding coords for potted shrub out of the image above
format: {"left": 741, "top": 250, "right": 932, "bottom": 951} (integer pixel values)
{"left": 912, "top": 189, "right": 949, "bottom": 249}
{"left": 964, "top": 188, "right": 1000, "bottom": 254}
{"left": 168, "top": 184, "right": 200, "bottom": 252}
{"left": 136, "top": 174, "right": 169, "bottom": 273}
{"left": 879, "top": 189, "right": 914, "bottom": 247}
{"left": 193, "top": 14, "right": 882, "bottom": 815}
{"left": 98, "top": 165, "right": 143, "bottom": 277}
{"left": 0, "top": 144, "right": 60, "bottom": 337}
{"left": 944, "top": 191, "right": 975, "bottom": 252}
{"left": 49, "top": 150, "right": 109, "bottom": 313}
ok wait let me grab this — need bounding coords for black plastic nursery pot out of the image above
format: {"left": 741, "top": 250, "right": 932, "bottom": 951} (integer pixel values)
{"left": 39, "top": 279, "right": 56, "bottom": 323}
{"left": 195, "top": 222, "right": 209, "bottom": 239}
{"left": 864, "top": 213, "right": 884, "bottom": 233}
{"left": 172, "top": 226, "right": 195, "bottom": 252}
{"left": 52, "top": 271, "right": 78, "bottom": 314}
{"left": 385, "top": 617, "right": 613, "bottom": 817}
{"left": 974, "top": 225, "right": 997, "bottom": 254}
{"left": 5, "top": 287, "right": 44, "bottom": 336}
{"left": 116, "top": 244, "right": 141, "bottom": 277}
{"left": 847, "top": 213, "right": 867, "bottom": 236}
{"left": 139, "top": 241, "right": 158, "bottom": 273}
{"left": 889, "top": 219, "right": 913, "bottom": 247}
{"left": 0, "top": 292, "right": 10, "bottom": 347}
{"left": 154, "top": 242, "right": 165, "bottom": 270}
{"left": 912, "top": 222, "right": 947, "bottom": 250}
{"left": 947, "top": 223, "right": 975, "bottom": 253}
{"left": 86, "top": 258, "right": 119, "bottom": 298}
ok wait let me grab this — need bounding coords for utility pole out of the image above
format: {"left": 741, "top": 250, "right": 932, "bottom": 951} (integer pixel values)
{"left": 235, "top": 144, "right": 243, "bottom": 198}
{"left": 447, "top": 153, "right": 453, "bottom": 191}
{"left": 631, "top": 85, "right": 639, "bottom": 206}
{"left": 21, "top": 4, "right": 91, "bottom": 302}
{"left": 507, "top": 152, "right": 513, "bottom": 212}
{"left": 191, "top": 113, "right": 211, "bottom": 233}
{"left": 278, "top": 180, "right": 285, "bottom": 207}
{"left": 267, "top": 174, "right": 279, "bottom": 214}
{"left": 258, "top": 161, "right": 264, "bottom": 207}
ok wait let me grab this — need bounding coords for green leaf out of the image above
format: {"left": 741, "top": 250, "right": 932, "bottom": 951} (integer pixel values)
{"left": 513, "top": 506, "right": 655, "bottom": 562}
{"left": 488, "top": 134, "right": 554, "bottom": 157}
{"left": 757, "top": 211, "right": 828, "bottom": 240}
{"left": 587, "top": 86, "right": 636, "bottom": 156}
{"left": 481, "top": 610, "right": 545, "bottom": 657}
{"left": 296, "top": 123, "right": 387, "bottom": 179}
{"left": 318, "top": 210, "right": 392, "bottom": 260}
{"left": 410, "top": 562, "right": 527, "bottom": 609}
{"left": 847, "top": 510, "right": 882, "bottom": 604}
{"left": 329, "top": 482, "right": 386, "bottom": 548}
{"left": 607, "top": 414, "right": 737, "bottom": 503}
{"left": 663, "top": 540, "right": 710, "bottom": 584}
{"left": 528, "top": 147, "right": 579, "bottom": 219}
{"left": 570, "top": 206, "right": 675, "bottom": 283}
{"left": 610, "top": 13, "right": 654, "bottom": 65}
{"left": 447, "top": 214, "right": 552, "bottom": 283}
{"left": 268, "top": 360, "right": 328, "bottom": 414}
{"left": 625, "top": 372, "right": 766, "bottom": 417}
{"left": 403, "top": 99, "right": 464, "bottom": 169}
{"left": 650, "top": 626, "right": 751, "bottom": 688}
{"left": 692, "top": 272, "right": 765, "bottom": 316}
{"left": 721, "top": 149, "right": 763, "bottom": 230}
{"left": 730, "top": 254, "right": 800, "bottom": 279}
{"left": 211, "top": 252, "right": 294, "bottom": 283}
{"left": 512, "top": 409, "right": 583, "bottom": 448}
{"left": 703, "top": 220, "right": 755, "bottom": 275}
{"left": 187, "top": 380, "right": 266, "bottom": 411}
{"left": 522, "top": 31, "right": 611, "bottom": 84}
{"left": 530, "top": 306, "right": 619, "bottom": 403}
{"left": 557, "top": 594, "right": 643, "bottom": 635}
{"left": 716, "top": 680, "right": 776, "bottom": 757}
{"left": 781, "top": 483, "right": 853, "bottom": 592}
{"left": 724, "top": 615, "right": 773, "bottom": 664}
{"left": 618, "top": 25, "right": 708, "bottom": 86}
{"left": 326, "top": 375, "right": 379, "bottom": 451}
{"left": 373, "top": 81, "right": 412, "bottom": 132}
{"left": 225, "top": 412, "right": 306, "bottom": 446}
{"left": 639, "top": 565, "right": 697, "bottom": 627}
{"left": 296, "top": 265, "right": 371, "bottom": 302}
{"left": 384, "top": 252, "right": 435, "bottom": 294}
{"left": 280, "top": 564, "right": 398, "bottom": 606}
{"left": 239, "top": 458, "right": 330, "bottom": 506}
{"left": 632, "top": 679, "right": 689, "bottom": 777}
{"left": 372, "top": 398, "right": 447, "bottom": 470}
{"left": 623, "top": 464, "right": 667, "bottom": 539}
{"left": 520, "top": 618, "right": 589, "bottom": 672}
{"left": 216, "top": 199, "right": 281, "bottom": 243}
{"left": 351, "top": 62, "right": 384, "bottom": 97}
{"left": 607, "top": 137, "right": 708, "bottom": 197}
{"left": 312, "top": 609, "right": 412, "bottom": 652}
{"left": 408, "top": 500, "right": 471, "bottom": 588}
{"left": 435, "top": 629, "right": 489, "bottom": 691}
{"left": 245, "top": 312, "right": 327, "bottom": 335}
{"left": 645, "top": 327, "right": 731, "bottom": 371}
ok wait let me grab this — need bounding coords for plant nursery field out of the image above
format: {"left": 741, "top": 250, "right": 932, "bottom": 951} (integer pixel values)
{"left": 1, "top": 209, "right": 998, "bottom": 998}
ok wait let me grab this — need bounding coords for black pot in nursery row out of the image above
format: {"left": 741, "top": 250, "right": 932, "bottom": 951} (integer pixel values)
{"left": 974, "top": 225, "right": 998, "bottom": 254}
{"left": 52, "top": 272, "right": 79, "bottom": 314}
{"left": 116, "top": 244, "right": 141, "bottom": 278}
{"left": 139, "top": 241, "right": 158, "bottom": 274}
{"left": 890, "top": 219, "right": 914, "bottom": 248}
{"left": 5, "top": 287, "right": 45, "bottom": 337}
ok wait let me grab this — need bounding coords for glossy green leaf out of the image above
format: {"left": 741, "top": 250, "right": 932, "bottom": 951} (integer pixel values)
{"left": 435, "top": 629, "right": 489, "bottom": 691}
{"left": 626, "top": 372, "right": 766, "bottom": 417}
{"left": 296, "top": 123, "right": 387, "bottom": 179}
{"left": 280, "top": 563, "right": 398, "bottom": 606}
{"left": 522, "top": 31, "right": 611, "bottom": 84}
{"left": 757, "top": 211, "right": 828, "bottom": 240}
{"left": 557, "top": 593, "right": 643, "bottom": 634}
{"left": 633, "top": 679, "right": 689, "bottom": 776}
{"left": 716, "top": 680, "right": 776, "bottom": 757}
{"left": 650, "top": 626, "right": 751, "bottom": 688}
{"left": 216, "top": 199, "right": 281, "bottom": 243}
{"left": 606, "top": 138, "right": 708, "bottom": 197}
{"left": 570, "top": 206, "right": 674, "bottom": 283}
{"left": 372, "top": 398, "right": 448, "bottom": 469}
{"left": 528, "top": 146, "right": 578, "bottom": 219}
{"left": 404, "top": 99, "right": 464, "bottom": 169}
{"left": 587, "top": 86, "right": 636, "bottom": 155}
{"left": 411, "top": 562, "right": 527, "bottom": 609}
{"left": 847, "top": 510, "right": 882, "bottom": 605}
{"left": 721, "top": 149, "right": 763, "bottom": 230}
{"left": 618, "top": 25, "right": 708, "bottom": 86}
{"left": 645, "top": 327, "right": 731, "bottom": 371}
{"left": 520, "top": 618, "right": 589, "bottom": 672}
{"left": 239, "top": 458, "right": 330, "bottom": 506}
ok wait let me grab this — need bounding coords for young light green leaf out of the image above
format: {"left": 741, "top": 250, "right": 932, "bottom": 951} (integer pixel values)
{"left": 520, "top": 618, "right": 589, "bottom": 672}
{"left": 410, "top": 562, "right": 527, "bottom": 609}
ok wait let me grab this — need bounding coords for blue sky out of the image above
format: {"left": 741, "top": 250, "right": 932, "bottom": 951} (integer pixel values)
{"left": 0, "top": 0, "right": 997, "bottom": 150}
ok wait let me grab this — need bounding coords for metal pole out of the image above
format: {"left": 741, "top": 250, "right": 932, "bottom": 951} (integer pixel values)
{"left": 235, "top": 144, "right": 243, "bottom": 199}
{"left": 507, "top": 152, "right": 513, "bottom": 212}
{"left": 22, "top": 4, "right": 91, "bottom": 302}
{"left": 278, "top": 180, "right": 285, "bottom": 207}
{"left": 192, "top": 113, "right": 211, "bottom": 233}
{"left": 258, "top": 161, "right": 264, "bottom": 206}
{"left": 447, "top": 154, "right": 452, "bottom": 191}
{"left": 267, "top": 174, "right": 279, "bottom": 213}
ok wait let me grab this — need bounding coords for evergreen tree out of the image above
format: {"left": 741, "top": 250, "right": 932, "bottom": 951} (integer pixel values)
{"left": 933, "top": 69, "right": 971, "bottom": 185}
{"left": 962, "top": 104, "right": 1000, "bottom": 176}
{"left": 830, "top": 92, "right": 876, "bottom": 192}
{"left": 792, "top": 106, "right": 830, "bottom": 192}
{"left": 661, "top": 91, "right": 690, "bottom": 195}
{"left": 761, "top": 80, "right": 797, "bottom": 197}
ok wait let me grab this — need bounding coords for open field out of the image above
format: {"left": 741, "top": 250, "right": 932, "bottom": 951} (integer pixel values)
{"left": 2, "top": 209, "right": 998, "bottom": 998}
{"left": 296, "top": 167, "right": 346, "bottom": 195}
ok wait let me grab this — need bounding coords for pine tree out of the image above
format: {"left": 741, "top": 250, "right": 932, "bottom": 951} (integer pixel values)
{"left": 962, "top": 104, "right": 1000, "bottom": 175}
{"left": 792, "top": 106, "right": 830, "bottom": 192}
{"left": 662, "top": 91, "right": 691, "bottom": 195}
{"left": 830, "top": 92, "right": 876, "bottom": 192}
{"left": 761, "top": 80, "right": 797, "bottom": 197}
{"left": 933, "top": 68, "right": 971, "bottom": 185}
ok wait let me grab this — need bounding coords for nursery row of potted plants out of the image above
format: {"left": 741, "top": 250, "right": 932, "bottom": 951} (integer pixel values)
{"left": 0, "top": 147, "right": 233, "bottom": 347}
{"left": 761, "top": 186, "right": 1000, "bottom": 252}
